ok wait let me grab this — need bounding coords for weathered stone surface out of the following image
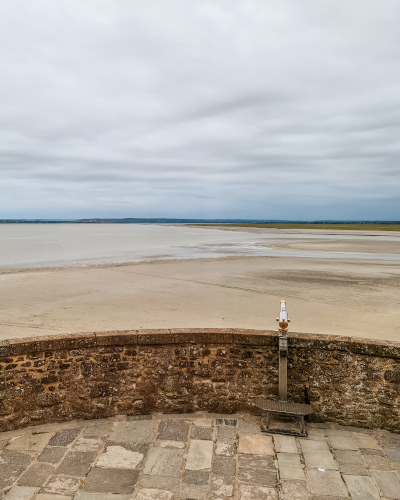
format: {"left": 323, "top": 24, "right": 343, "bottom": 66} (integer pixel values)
{"left": 6, "top": 432, "right": 53, "bottom": 453}
{"left": 154, "top": 440, "right": 185, "bottom": 448}
{"left": 144, "top": 448, "right": 184, "bottom": 476}
{"left": 95, "top": 445, "right": 143, "bottom": 469}
{"left": 351, "top": 433, "right": 381, "bottom": 450}
{"left": 75, "top": 494, "right": 131, "bottom": 500}
{"left": 56, "top": 451, "right": 96, "bottom": 476}
{"left": 305, "top": 470, "right": 347, "bottom": 497}
{"left": 238, "top": 467, "right": 277, "bottom": 486}
{"left": 0, "top": 450, "right": 33, "bottom": 466}
{"left": 17, "top": 463, "right": 55, "bottom": 486}
{"left": 280, "top": 480, "right": 310, "bottom": 500}
{"left": 36, "top": 495, "right": 72, "bottom": 500}
{"left": 238, "top": 483, "right": 277, "bottom": 500}
{"left": 109, "top": 420, "right": 155, "bottom": 443}
{"left": 209, "top": 475, "right": 234, "bottom": 499}
{"left": 385, "top": 447, "right": 400, "bottom": 462}
{"left": 273, "top": 435, "right": 298, "bottom": 454}
{"left": 82, "top": 423, "right": 112, "bottom": 438}
{"left": 182, "top": 470, "right": 209, "bottom": 485}
{"left": 191, "top": 426, "right": 213, "bottom": 440}
{"left": 215, "top": 442, "right": 236, "bottom": 457}
{"left": 48, "top": 427, "right": 80, "bottom": 446}
{"left": 343, "top": 475, "right": 381, "bottom": 500}
{"left": 238, "top": 420, "right": 261, "bottom": 434}
{"left": 0, "top": 463, "right": 24, "bottom": 490}
{"left": 363, "top": 454, "right": 393, "bottom": 470}
{"left": 138, "top": 474, "right": 179, "bottom": 490}
{"left": 212, "top": 457, "right": 236, "bottom": 476}
{"left": 238, "top": 434, "right": 274, "bottom": 455}
{"left": 71, "top": 438, "right": 103, "bottom": 452}
{"left": 217, "top": 426, "right": 237, "bottom": 443}
{"left": 180, "top": 483, "right": 209, "bottom": 499}
{"left": 299, "top": 439, "right": 330, "bottom": 454}
{"left": 80, "top": 468, "right": 139, "bottom": 494}
{"left": 238, "top": 454, "right": 275, "bottom": 469}
{"left": 136, "top": 488, "right": 174, "bottom": 500}
{"left": 41, "top": 475, "right": 80, "bottom": 496}
{"left": 371, "top": 470, "right": 400, "bottom": 499}
{"left": 303, "top": 451, "right": 338, "bottom": 470}
{"left": 3, "top": 486, "right": 40, "bottom": 500}
{"left": 277, "top": 453, "right": 305, "bottom": 480}
{"left": 186, "top": 440, "right": 213, "bottom": 470}
{"left": 328, "top": 435, "right": 358, "bottom": 450}
{"left": 37, "top": 446, "right": 67, "bottom": 463}
{"left": 157, "top": 419, "right": 190, "bottom": 441}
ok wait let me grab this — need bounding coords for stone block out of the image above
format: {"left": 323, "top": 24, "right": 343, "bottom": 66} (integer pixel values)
{"left": 351, "top": 433, "right": 381, "bottom": 450}
{"left": 136, "top": 488, "right": 174, "bottom": 500}
{"left": 82, "top": 422, "right": 113, "bottom": 438}
{"left": 138, "top": 474, "right": 179, "bottom": 490}
{"left": 0, "top": 463, "right": 24, "bottom": 490}
{"left": 144, "top": 448, "right": 184, "bottom": 476}
{"left": 209, "top": 475, "right": 234, "bottom": 499}
{"left": 56, "top": 451, "right": 96, "bottom": 477}
{"left": 238, "top": 434, "right": 274, "bottom": 455}
{"left": 186, "top": 440, "right": 213, "bottom": 470}
{"left": 182, "top": 470, "right": 209, "bottom": 485}
{"left": 238, "top": 420, "right": 261, "bottom": 434}
{"left": 80, "top": 468, "right": 139, "bottom": 494}
{"left": 109, "top": 420, "right": 155, "bottom": 443}
{"left": 273, "top": 435, "right": 298, "bottom": 454}
{"left": 306, "top": 429, "right": 326, "bottom": 440}
{"left": 238, "top": 455, "right": 275, "bottom": 469}
{"left": 37, "top": 446, "right": 67, "bottom": 463}
{"left": 154, "top": 440, "right": 185, "bottom": 449}
{"left": 280, "top": 480, "right": 310, "bottom": 500}
{"left": 193, "top": 418, "right": 212, "bottom": 428}
{"left": 299, "top": 439, "right": 329, "bottom": 454}
{"left": 304, "top": 470, "right": 347, "bottom": 497}
{"left": 36, "top": 495, "right": 72, "bottom": 500}
{"left": 217, "top": 426, "right": 237, "bottom": 443}
{"left": 363, "top": 454, "right": 393, "bottom": 470}
{"left": 6, "top": 432, "right": 53, "bottom": 453}
{"left": 0, "top": 450, "right": 33, "bottom": 466}
{"left": 40, "top": 475, "right": 80, "bottom": 496}
{"left": 95, "top": 445, "right": 143, "bottom": 469}
{"left": 339, "top": 464, "right": 370, "bottom": 475}
{"left": 277, "top": 453, "right": 305, "bottom": 480}
{"left": 157, "top": 419, "right": 190, "bottom": 441}
{"left": 191, "top": 426, "right": 212, "bottom": 440}
{"left": 17, "top": 463, "right": 55, "bottom": 487}
{"left": 71, "top": 438, "right": 104, "bottom": 452}
{"left": 48, "top": 428, "right": 80, "bottom": 446}
{"left": 371, "top": 470, "right": 400, "bottom": 499}
{"left": 215, "top": 442, "right": 236, "bottom": 457}
{"left": 303, "top": 451, "right": 338, "bottom": 470}
{"left": 3, "top": 486, "right": 40, "bottom": 500}
{"left": 333, "top": 450, "right": 363, "bottom": 465}
{"left": 74, "top": 494, "right": 131, "bottom": 500}
{"left": 328, "top": 435, "right": 358, "bottom": 450}
{"left": 343, "top": 475, "right": 381, "bottom": 500}
{"left": 238, "top": 483, "right": 277, "bottom": 500}
{"left": 385, "top": 447, "right": 400, "bottom": 462}
{"left": 212, "top": 457, "right": 236, "bottom": 476}
{"left": 180, "top": 483, "right": 209, "bottom": 499}
{"left": 238, "top": 467, "right": 277, "bottom": 486}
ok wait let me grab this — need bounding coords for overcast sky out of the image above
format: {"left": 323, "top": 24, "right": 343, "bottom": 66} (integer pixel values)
{"left": 1, "top": 0, "right": 399, "bottom": 220}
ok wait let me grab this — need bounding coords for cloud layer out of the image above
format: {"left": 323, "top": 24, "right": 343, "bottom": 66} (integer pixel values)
{"left": 1, "top": 0, "right": 400, "bottom": 219}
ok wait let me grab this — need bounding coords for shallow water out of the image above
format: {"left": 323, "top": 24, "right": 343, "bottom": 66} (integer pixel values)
{"left": 0, "top": 223, "right": 399, "bottom": 269}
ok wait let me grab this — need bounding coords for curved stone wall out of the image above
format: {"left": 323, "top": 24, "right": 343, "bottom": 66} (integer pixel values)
{"left": 0, "top": 329, "right": 399, "bottom": 432}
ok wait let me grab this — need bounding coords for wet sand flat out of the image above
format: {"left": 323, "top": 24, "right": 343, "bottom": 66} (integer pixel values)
{"left": 1, "top": 255, "right": 399, "bottom": 342}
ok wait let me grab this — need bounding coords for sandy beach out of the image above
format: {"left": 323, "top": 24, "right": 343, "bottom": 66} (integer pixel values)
{"left": 1, "top": 247, "right": 399, "bottom": 342}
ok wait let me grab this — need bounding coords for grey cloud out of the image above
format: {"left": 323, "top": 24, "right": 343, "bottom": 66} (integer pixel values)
{"left": 0, "top": 0, "right": 399, "bottom": 219}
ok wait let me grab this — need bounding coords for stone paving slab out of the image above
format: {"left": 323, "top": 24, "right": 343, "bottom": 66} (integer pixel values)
{"left": 0, "top": 412, "right": 399, "bottom": 499}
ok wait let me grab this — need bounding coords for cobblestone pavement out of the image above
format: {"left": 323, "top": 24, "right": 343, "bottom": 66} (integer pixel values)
{"left": 1, "top": 412, "right": 399, "bottom": 500}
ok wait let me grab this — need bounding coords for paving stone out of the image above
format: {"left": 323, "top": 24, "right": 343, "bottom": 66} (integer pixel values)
{"left": 238, "top": 467, "right": 277, "bottom": 486}
{"left": 75, "top": 494, "right": 131, "bottom": 500}
{"left": 190, "top": 426, "right": 212, "bottom": 440}
{"left": 277, "top": 453, "right": 305, "bottom": 480}
{"left": 238, "top": 455, "right": 275, "bottom": 469}
{"left": 339, "top": 464, "right": 370, "bottom": 475}
{"left": 48, "top": 428, "right": 81, "bottom": 447}
{"left": 333, "top": 449, "right": 364, "bottom": 465}
{"left": 37, "top": 446, "right": 67, "bottom": 463}
{"left": 238, "top": 483, "right": 277, "bottom": 500}
{"left": 154, "top": 440, "right": 186, "bottom": 449}
{"left": 303, "top": 451, "right": 338, "bottom": 470}
{"left": 306, "top": 429, "right": 326, "bottom": 439}
{"left": 71, "top": 438, "right": 104, "bottom": 452}
{"left": 36, "top": 495, "right": 72, "bottom": 500}
{"left": 238, "top": 420, "right": 260, "bottom": 434}
{"left": 105, "top": 440, "right": 148, "bottom": 454}
{"left": 299, "top": 440, "right": 329, "bottom": 454}
{"left": 305, "top": 470, "right": 348, "bottom": 497}
{"left": 80, "top": 468, "right": 139, "bottom": 494}
{"left": 6, "top": 432, "right": 53, "bottom": 454}
{"left": 186, "top": 440, "right": 213, "bottom": 470}
{"left": 371, "top": 470, "right": 400, "bottom": 499}
{"left": 82, "top": 422, "right": 113, "bottom": 438}
{"left": 280, "top": 480, "right": 310, "bottom": 500}
{"left": 157, "top": 419, "right": 190, "bottom": 441}
{"left": 393, "top": 462, "right": 400, "bottom": 475}
{"left": 193, "top": 418, "right": 212, "bottom": 428}
{"left": 385, "top": 448, "right": 400, "bottom": 462}
{"left": 212, "top": 457, "right": 236, "bottom": 476}
{"left": 95, "top": 445, "right": 143, "bottom": 469}
{"left": 215, "top": 442, "right": 236, "bottom": 457}
{"left": 238, "top": 434, "right": 274, "bottom": 455}
{"left": 328, "top": 435, "right": 358, "bottom": 450}
{"left": 0, "top": 450, "right": 33, "bottom": 466}
{"left": 273, "top": 435, "right": 298, "bottom": 454}
{"left": 351, "top": 433, "right": 381, "bottom": 450}
{"left": 216, "top": 426, "right": 237, "bottom": 443}
{"left": 144, "top": 448, "right": 184, "bottom": 476}
{"left": 41, "top": 475, "right": 80, "bottom": 496}
{"left": 17, "top": 463, "right": 55, "bottom": 487}
{"left": 0, "top": 463, "right": 24, "bottom": 490}
{"left": 136, "top": 488, "right": 174, "bottom": 500}
{"left": 0, "top": 440, "right": 9, "bottom": 452}
{"left": 209, "top": 475, "right": 234, "bottom": 499}
{"left": 3, "top": 486, "right": 40, "bottom": 500}
{"left": 56, "top": 451, "right": 97, "bottom": 476}
{"left": 363, "top": 454, "right": 393, "bottom": 470}
{"left": 180, "top": 483, "right": 209, "bottom": 499}
{"left": 359, "top": 447, "right": 385, "bottom": 456}
{"left": 343, "top": 475, "right": 381, "bottom": 500}
{"left": 182, "top": 470, "right": 209, "bottom": 485}
{"left": 138, "top": 474, "right": 179, "bottom": 490}
{"left": 109, "top": 420, "right": 156, "bottom": 444}
{"left": 325, "top": 429, "right": 351, "bottom": 438}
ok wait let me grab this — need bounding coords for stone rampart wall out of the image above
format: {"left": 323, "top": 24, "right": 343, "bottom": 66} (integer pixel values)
{"left": 0, "top": 329, "right": 399, "bottom": 432}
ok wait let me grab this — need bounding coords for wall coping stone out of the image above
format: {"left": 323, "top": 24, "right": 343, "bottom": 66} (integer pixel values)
{"left": 0, "top": 329, "right": 399, "bottom": 359}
